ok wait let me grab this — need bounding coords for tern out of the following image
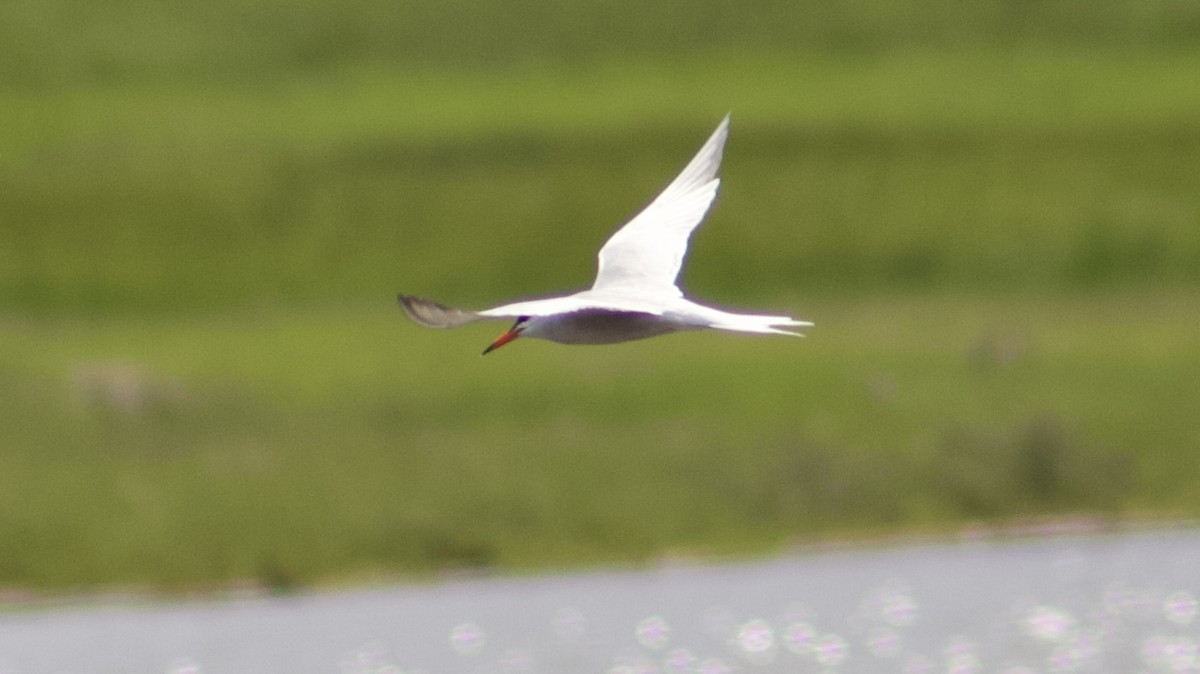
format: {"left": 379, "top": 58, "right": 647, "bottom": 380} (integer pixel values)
{"left": 398, "top": 115, "right": 812, "bottom": 354}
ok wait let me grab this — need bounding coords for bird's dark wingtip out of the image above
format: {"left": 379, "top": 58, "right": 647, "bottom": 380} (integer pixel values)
{"left": 396, "top": 294, "right": 483, "bottom": 329}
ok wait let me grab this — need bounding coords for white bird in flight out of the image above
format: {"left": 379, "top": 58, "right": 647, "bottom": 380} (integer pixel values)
{"left": 398, "top": 115, "right": 812, "bottom": 354}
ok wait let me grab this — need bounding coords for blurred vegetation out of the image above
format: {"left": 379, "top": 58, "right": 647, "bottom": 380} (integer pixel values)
{"left": 1, "top": 0, "right": 1199, "bottom": 592}
{"left": 4, "top": 0, "right": 1200, "bottom": 87}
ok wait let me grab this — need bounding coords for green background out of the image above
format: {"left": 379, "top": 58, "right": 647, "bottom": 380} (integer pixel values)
{"left": 2, "top": 0, "right": 1198, "bottom": 592}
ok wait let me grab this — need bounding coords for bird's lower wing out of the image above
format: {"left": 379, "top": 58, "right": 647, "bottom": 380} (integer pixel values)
{"left": 397, "top": 295, "right": 485, "bottom": 328}
{"left": 477, "top": 291, "right": 670, "bottom": 319}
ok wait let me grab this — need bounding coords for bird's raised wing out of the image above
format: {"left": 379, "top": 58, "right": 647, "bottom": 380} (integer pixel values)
{"left": 591, "top": 115, "right": 729, "bottom": 295}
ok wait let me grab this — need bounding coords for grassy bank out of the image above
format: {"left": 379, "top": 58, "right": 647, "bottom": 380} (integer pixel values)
{"left": 3, "top": 289, "right": 1197, "bottom": 590}
{"left": 3, "top": 0, "right": 1200, "bottom": 592}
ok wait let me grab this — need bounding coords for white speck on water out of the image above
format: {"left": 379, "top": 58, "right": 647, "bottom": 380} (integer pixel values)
{"left": 635, "top": 615, "right": 671, "bottom": 650}
{"left": 944, "top": 637, "right": 979, "bottom": 674}
{"left": 339, "top": 642, "right": 399, "bottom": 674}
{"left": 881, "top": 589, "right": 919, "bottom": 627}
{"left": 1025, "top": 605, "right": 1076, "bottom": 642}
{"left": 449, "top": 622, "right": 486, "bottom": 656}
{"left": 166, "top": 658, "right": 202, "bottom": 674}
{"left": 1047, "top": 643, "right": 1085, "bottom": 672}
{"left": 735, "top": 618, "right": 774, "bottom": 654}
{"left": 1143, "top": 635, "right": 1200, "bottom": 672}
{"left": 814, "top": 632, "right": 848, "bottom": 667}
{"left": 662, "top": 648, "right": 696, "bottom": 674}
{"left": 1164, "top": 591, "right": 1198, "bottom": 626}
{"left": 782, "top": 621, "right": 816, "bottom": 655}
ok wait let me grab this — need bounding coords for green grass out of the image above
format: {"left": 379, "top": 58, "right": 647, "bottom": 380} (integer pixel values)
{"left": 5, "top": 0, "right": 1200, "bottom": 88}
{"left": 4, "top": 48, "right": 1200, "bottom": 312}
{"left": 2, "top": 290, "right": 1197, "bottom": 591}
{"left": 3, "top": 0, "right": 1200, "bottom": 593}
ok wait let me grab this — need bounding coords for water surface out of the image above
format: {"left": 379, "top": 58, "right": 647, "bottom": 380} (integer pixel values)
{"left": 2, "top": 528, "right": 1198, "bottom": 673}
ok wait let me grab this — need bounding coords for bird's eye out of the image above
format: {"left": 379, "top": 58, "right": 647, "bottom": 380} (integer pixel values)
{"left": 517, "top": 316, "right": 530, "bottom": 324}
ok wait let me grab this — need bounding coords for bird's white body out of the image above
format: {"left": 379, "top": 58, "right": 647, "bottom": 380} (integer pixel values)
{"left": 398, "top": 115, "right": 812, "bottom": 353}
